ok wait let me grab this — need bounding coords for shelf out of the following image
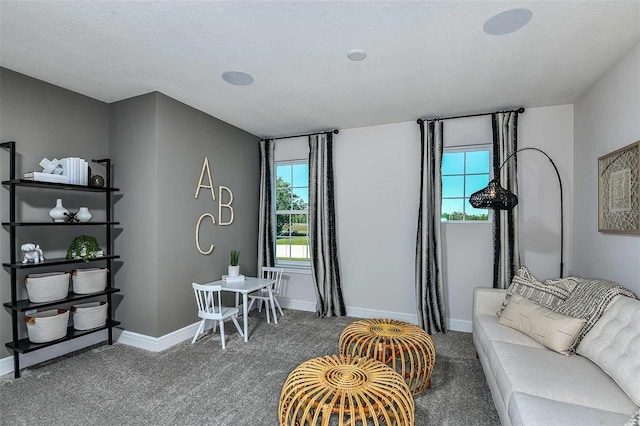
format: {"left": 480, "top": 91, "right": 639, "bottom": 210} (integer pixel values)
{"left": 3, "top": 288, "right": 120, "bottom": 312}
{"left": 3, "top": 255, "right": 120, "bottom": 269}
{"left": 2, "top": 179, "right": 119, "bottom": 192}
{"left": 5, "top": 320, "right": 121, "bottom": 354}
{"left": 2, "top": 221, "right": 120, "bottom": 227}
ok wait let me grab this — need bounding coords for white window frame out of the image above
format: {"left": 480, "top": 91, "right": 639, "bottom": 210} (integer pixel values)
{"left": 274, "top": 159, "right": 311, "bottom": 269}
{"left": 441, "top": 144, "right": 493, "bottom": 224}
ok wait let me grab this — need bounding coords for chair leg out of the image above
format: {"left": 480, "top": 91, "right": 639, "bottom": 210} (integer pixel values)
{"left": 219, "top": 320, "right": 226, "bottom": 350}
{"left": 192, "top": 319, "right": 206, "bottom": 344}
{"left": 265, "top": 300, "right": 271, "bottom": 323}
{"left": 274, "top": 297, "right": 284, "bottom": 316}
{"left": 231, "top": 315, "right": 244, "bottom": 337}
{"left": 212, "top": 320, "right": 217, "bottom": 334}
{"left": 258, "top": 299, "right": 263, "bottom": 312}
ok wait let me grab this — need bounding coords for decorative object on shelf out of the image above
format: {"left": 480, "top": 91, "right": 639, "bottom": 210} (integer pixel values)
{"left": 39, "top": 157, "right": 64, "bottom": 174}
{"left": 20, "top": 243, "right": 44, "bottom": 264}
{"left": 24, "top": 272, "right": 69, "bottom": 303}
{"left": 72, "top": 267, "right": 108, "bottom": 294}
{"left": 90, "top": 174, "right": 105, "bottom": 188}
{"left": 228, "top": 250, "right": 240, "bottom": 277}
{"left": 469, "top": 147, "right": 565, "bottom": 278}
{"left": 49, "top": 198, "right": 69, "bottom": 222}
{"left": 71, "top": 301, "right": 108, "bottom": 330}
{"left": 60, "top": 157, "right": 89, "bottom": 185}
{"left": 76, "top": 207, "right": 93, "bottom": 223}
{"left": 598, "top": 140, "right": 640, "bottom": 234}
{"left": 64, "top": 211, "right": 80, "bottom": 223}
{"left": 66, "top": 235, "right": 103, "bottom": 263}
{"left": 25, "top": 309, "right": 69, "bottom": 343}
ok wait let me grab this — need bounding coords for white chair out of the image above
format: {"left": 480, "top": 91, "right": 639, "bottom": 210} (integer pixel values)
{"left": 247, "top": 267, "right": 284, "bottom": 323}
{"left": 191, "top": 282, "right": 243, "bottom": 349}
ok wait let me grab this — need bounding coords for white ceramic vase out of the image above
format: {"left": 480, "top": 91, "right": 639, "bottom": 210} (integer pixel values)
{"left": 49, "top": 199, "right": 68, "bottom": 222}
{"left": 228, "top": 265, "right": 240, "bottom": 277}
{"left": 76, "top": 207, "right": 92, "bottom": 223}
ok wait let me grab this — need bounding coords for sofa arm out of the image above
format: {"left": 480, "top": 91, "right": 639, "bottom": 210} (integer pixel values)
{"left": 473, "top": 287, "right": 508, "bottom": 317}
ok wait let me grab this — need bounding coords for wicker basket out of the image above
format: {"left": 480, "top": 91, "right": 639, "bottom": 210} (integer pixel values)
{"left": 72, "top": 268, "right": 108, "bottom": 294}
{"left": 24, "top": 272, "right": 70, "bottom": 303}
{"left": 25, "top": 309, "right": 69, "bottom": 343}
{"left": 71, "top": 301, "right": 108, "bottom": 330}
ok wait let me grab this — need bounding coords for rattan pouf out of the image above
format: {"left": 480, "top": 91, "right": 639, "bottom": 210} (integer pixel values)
{"left": 339, "top": 319, "right": 436, "bottom": 396}
{"left": 279, "top": 355, "right": 414, "bottom": 426}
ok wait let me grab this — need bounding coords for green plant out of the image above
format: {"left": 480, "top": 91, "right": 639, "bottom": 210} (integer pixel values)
{"left": 66, "top": 235, "right": 102, "bottom": 263}
{"left": 230, "top": 250, "right": 240, "bottom": 266}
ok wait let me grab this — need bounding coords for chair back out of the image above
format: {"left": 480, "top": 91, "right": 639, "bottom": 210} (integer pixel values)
{"left": 192, "top": 282, "right": 224, "bottom": 320}
{"left": 261, "top": 267, "right": 284, "bottom": 292}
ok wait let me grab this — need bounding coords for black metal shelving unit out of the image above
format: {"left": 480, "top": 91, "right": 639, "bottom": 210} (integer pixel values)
{"left": 1, "top": 141, "right": 122, "bottom": 378}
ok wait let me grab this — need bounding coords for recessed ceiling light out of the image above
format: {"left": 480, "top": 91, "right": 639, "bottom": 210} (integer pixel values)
{"left": 484, "top": 8, "right": 532, "bottom": 36}
{"left": 347, "top": 49, "right": 367, "bottom": 61}
{"left": 221, "top": 71, "right": 254, "bottom": 86}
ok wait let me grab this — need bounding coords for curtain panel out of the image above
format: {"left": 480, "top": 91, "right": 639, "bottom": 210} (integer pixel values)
{"left": 308, "top": 132, "right": 346, "bottom": 317}
{"left": 257, "top": 139, "right": 275, "bottom": 272}
{"left": 415, "top": 120, "right": 447, "bottom": 334}
{"left": 492, "top": 112, "right": 521, "bottom": 289}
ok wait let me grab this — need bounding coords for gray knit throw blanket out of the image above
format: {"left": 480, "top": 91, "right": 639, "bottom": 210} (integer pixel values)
{"left": 553, "top": 278, "right": 637, "bottom": 352}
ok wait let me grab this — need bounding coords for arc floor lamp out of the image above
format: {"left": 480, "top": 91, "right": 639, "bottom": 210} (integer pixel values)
{"left": 469, "top": 147, "right": 564, "bottom": 278}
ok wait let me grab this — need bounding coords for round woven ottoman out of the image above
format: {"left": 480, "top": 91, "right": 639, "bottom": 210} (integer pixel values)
{"left": 279, "top": 355, "right": 414, "bottom": 426}
{"left": 339, "top": 319, "right": 435, "bottom": 396}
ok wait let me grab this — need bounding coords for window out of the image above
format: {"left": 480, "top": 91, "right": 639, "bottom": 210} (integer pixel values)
{"left": 441, "top": 146, "right": 491, "bottom": 222}
{"left": 275, "top": 161, "right": 310, "bottom": 265}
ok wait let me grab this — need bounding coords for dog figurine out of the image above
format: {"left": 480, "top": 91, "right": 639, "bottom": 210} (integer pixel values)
{"left": 21, "top": 243, "right": 44, "bottom": 264}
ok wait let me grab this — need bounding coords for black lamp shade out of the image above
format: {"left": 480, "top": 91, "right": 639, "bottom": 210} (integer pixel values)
{"left": 469, "top": 179, "right": 518, "bottom": 210}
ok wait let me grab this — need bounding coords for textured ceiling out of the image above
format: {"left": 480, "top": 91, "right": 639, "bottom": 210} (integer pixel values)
{"left": 1, "top": 1, "right": 639, "bottom": 138}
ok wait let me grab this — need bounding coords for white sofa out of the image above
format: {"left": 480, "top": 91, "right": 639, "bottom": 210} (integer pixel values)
{"left": 473, "top": 288, "right": 640, "bottom": 426}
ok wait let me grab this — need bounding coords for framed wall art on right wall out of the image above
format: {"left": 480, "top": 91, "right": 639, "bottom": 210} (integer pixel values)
{"left": 598, "top": 140, "right": 640, "bottom": 234}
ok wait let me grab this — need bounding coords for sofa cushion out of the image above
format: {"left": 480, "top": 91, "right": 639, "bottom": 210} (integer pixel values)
{"left": 499, "top": 295, "right": 586, "bottom": 355}
{"left": 474, "top": 312, "right": 545, "bottom": 350}
{"left": 497, "top": 266, "right": 578, "bottom": 316}
{"left": 508, "top": 392, "right": 633, "bottom": 426}
{"left": 578, "top": 296, "right": 640, "bottom": 405}
{"left": 490, "top": 341, "right": 637, "bottom": 414}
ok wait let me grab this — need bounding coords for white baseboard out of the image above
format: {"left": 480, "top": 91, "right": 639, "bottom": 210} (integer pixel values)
{"left": 0, "top": 331, "right": 108, "bottom": 377}
{"left": 280, "top": 297, "right": 472, "bottom": 333}
{"left": 114, "top": 321, "right": 206, "bottom": 352}
{"left": 1, "top": 305, "right": 472, "bottom": 376}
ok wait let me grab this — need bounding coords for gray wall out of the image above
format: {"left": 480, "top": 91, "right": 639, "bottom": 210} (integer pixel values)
{"left": 110, "top": 92, "right": 260, "bottom": 337}
{"left": 109, "top": 93, "right": 159, "bottom": 337}
{"left": 0, "top": 68, "right": 109, "bottom": 354}
{"left": 573, "top": 41, "right": 640, "bottom": 295}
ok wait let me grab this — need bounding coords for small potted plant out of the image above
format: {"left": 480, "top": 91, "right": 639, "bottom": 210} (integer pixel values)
{"left": 66, "top": 235, "right": 103, "bottom": 263}
{"left": 228, "top": 250, "right": 240, "bottom": 277}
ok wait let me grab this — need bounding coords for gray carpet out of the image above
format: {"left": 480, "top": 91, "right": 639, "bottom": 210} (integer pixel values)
{"left": 0, "top": 310, "right": 499, "bottom": 425}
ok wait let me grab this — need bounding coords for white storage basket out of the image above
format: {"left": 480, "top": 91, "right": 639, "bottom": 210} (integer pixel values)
{"left": 24, "top": 272, "right": 70, "bottom": 303}
{"left": 72, "top": 268, "right": 108, "bottom": 294}
{"left": 71, "top": 301, "right": 108, "bottom": 330}
{"left": 25, "top": 309, "right": 69, "bottom": 343}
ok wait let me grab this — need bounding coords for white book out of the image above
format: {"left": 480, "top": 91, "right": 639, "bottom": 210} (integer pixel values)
{"left": 222, "top": 274, "right": 245, "bottom": 283}
{"left": 24, "top": 172, "right": 70, "bottom": 183}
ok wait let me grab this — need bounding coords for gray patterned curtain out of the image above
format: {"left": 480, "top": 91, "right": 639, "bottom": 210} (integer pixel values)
{"left": 416, "top": 120, "right": 446, "bottom": 333}
{"left": 309, "top": 132, "right": 346, "bottom": 317}
{"left": 492, "top": 112, "right": 521, "bottom": 289}
{"left": 257, "top": 139, "right": 275, "bottom": 271}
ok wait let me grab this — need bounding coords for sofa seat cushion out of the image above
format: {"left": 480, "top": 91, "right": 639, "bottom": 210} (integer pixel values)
{"left": 578, "top": 296, "right": 640, "bottom": 405}
{"left": 508, "top": 392, "right": 634, "bottom": 426}
{"left": 474, "top": 313, "right": 545, "bottom": 350}
{"left": 490, "top": 341, "right": 638, "bottom": 415}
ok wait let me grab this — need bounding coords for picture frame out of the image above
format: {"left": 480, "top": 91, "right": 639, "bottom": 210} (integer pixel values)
{"left": 598, "top": 140, "right": 640, "bottom": 234}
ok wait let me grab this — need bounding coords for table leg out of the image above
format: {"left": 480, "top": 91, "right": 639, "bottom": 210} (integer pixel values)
{"left": 268, "top": 287, "right": 278, "bottom": 325}
{"left": 243, "top": 293, "right": 249, "bottom": 342}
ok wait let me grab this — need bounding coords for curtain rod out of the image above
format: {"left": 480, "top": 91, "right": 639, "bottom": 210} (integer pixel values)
{"left": 262, "top": 129, "right": 339, "bottom": 142}
{"left": 417, "top": 107, "right": 525, "bottom": 124}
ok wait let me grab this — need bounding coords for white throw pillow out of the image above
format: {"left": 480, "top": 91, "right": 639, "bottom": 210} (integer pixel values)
{"left": 578, "top": 296, "right": 640, "bottom": 406}
{"left": 499, "top": 294, "right": 586, "bottom": 355}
